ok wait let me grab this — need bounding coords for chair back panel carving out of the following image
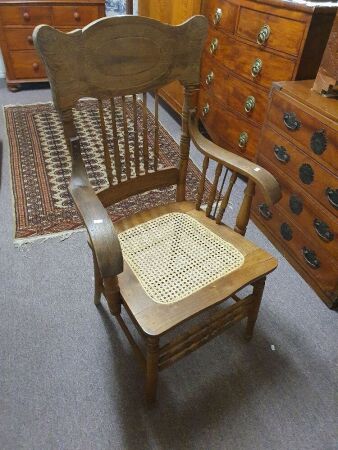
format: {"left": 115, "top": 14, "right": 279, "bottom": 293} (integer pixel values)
{"left": 33, "top": 16, "right": 208, "bottom": 204}
{"left": 33, "top": 16, "right": 208, "bottom": 112}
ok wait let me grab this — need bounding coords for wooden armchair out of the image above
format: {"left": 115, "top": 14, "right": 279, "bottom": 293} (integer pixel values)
{"left": 34, "top": 15, "right": 281, "bottom": 404}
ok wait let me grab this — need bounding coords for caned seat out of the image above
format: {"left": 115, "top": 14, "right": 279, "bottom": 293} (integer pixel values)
{"left": 34, "top": 15, "right": 281, "bottom": 405}
{"left": 115, "top": 201, "right": 277, "bottom": 337}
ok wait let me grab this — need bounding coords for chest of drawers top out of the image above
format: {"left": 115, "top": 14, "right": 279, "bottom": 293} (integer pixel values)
{"left": 199, "top": 0, "right": 337, "bottom": 161}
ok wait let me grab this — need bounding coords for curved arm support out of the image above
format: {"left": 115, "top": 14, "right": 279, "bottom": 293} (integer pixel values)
{"left": 189, "top": 113, "right": 281, "bottom": 206}
{"left": 69, "top": 137, "right": 123, "bottom": 278}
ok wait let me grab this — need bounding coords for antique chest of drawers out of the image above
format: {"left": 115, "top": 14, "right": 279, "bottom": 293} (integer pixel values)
{"left": 198, "top": 0, "right": 337, "bottom": 161}
{"left": 0, "top": 0, "right": 105, "bottom": 91}
{"left": 252, "top": 80, "right": 338, "bottom": 309}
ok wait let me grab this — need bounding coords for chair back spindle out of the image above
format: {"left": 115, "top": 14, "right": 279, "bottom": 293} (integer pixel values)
{"left": 33, "top": 15, "right": 208, "bottom": 205}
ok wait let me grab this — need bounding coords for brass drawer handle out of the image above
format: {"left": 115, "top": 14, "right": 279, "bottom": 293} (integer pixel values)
{"left": 289, "top": 194, "right": 303, "bottom": 215}
{"left": 258, "top": 203, "right": 272, "bottom": 219}
{"left": 23, "top": 11, "right": 30, "bottom": 21}
{"left": 257, "top": 24, "right": 270, "bottom": 45}
{"left": 205, "top": 71, "right": 214, "bottom": 85}
{"left": 274, "top": 145, "right": 290, "bottom": 163}
{"left": 313, "top": 219, "right": 334, "bottom": 242}
{"left": 326, "top": 187, "right": 338, "bottom": 209}
{"left": 244, "top": 95, "right": 255, "bottom": 113}
{"left": 209, "top": 38, "right": 218, "bottom": 54}
{"left": 251, "top": 58, "right": 262, "bottom": 77}
{"left": 310, "top": 129, "right": 327, "bottom": 155}
{"left": 32, "top": 62, "right": 39, "bottom": 71}
{"left": 238, "top": 131, "right": 248, "bottom": 149}
{"left": 213, "top": 8, "right": 222, "bottom": 25}
{"left": 299, "top": 163, "right": 314, "bottom": 185}
{"left": 27, "top": 35, "right": 33, "bottom": 44}
{"left": 74, "top": 11, "right": 80, "bottom": 21}
{"left": 302, "top": 247, "right": 320, "bottom": 269}
{"left": 280, "top": 222, "right": 293, "bottom": 241}
{"left": 283, "top": 112, "right": 301, "bottom": 130}
{"left": 202, "top": 103, "right": 210, "bottom": 117}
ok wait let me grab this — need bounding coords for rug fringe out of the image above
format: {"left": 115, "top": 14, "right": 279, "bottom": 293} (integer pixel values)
{"left": 14, "top": 228, "right": 86, "bottom": 250}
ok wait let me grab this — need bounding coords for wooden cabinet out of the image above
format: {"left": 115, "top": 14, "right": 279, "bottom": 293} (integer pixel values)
{"left": 198, "top": 0, "right": 337, "bottom": 161}
{"left": 138, "top": 0, "right": 202, "bottom": 114}
{"left": 0, "top": 0, "right": 105, "bottom": 91}
{"left": 253, "top": 80, "right": 338, "bottom": 309}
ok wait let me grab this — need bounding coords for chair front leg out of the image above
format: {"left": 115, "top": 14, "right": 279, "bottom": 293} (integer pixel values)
{"left": 245, "top": 276, "right": 266, "bottom": 341}
{"left": 91, "top": 248, "right": 103, "bottom": 306}
{"left": 103, "top": 276, "right": 122, "bottom": 316}
{"left": 146, "top": 335, "right": 160, "bottom": 406}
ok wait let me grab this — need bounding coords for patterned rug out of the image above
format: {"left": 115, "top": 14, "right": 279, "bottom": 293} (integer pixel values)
{"left": 4, "top": 98, "right": 209, "bottom": 244}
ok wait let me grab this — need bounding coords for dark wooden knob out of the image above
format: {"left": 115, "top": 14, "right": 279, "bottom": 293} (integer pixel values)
{"left": 27, "top": 35, "right": 33, "bottom": 44}
{"left": 32, "top": 62, "right": 39, "bottom": 71}
{"left": 74, "top": 11, "right": 80, "bottom": 21}
{"left": 23, "top": 11, "right": 30, "bottom": 21}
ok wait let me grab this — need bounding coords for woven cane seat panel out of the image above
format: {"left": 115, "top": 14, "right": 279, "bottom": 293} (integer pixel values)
{"left": 118, "top": 213, "right": 245, "bottom": 305}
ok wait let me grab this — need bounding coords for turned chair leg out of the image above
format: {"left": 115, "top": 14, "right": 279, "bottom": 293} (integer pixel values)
{"left": 91, "top": 248, "right": 103, "bottom": 306}
{"left": 146, "top": 336, "right": 159, "bottom": 406}
{"left": 103, "top": 276, "right": 122, "bottom": 316}
{"left": 245, "top": 276, "right": 266, "bottom": 341}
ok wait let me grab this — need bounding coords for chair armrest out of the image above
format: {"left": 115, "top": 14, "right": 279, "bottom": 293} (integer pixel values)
{"left": 189, "top": 113, "right": 281, "bottom": 206}
{"left": 69, "top": 137, "right": 123, "bottom": 278}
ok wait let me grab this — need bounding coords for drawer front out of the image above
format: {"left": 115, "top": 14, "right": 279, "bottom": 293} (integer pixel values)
{"left": 259, "top": 153, "right": 338, "bottom": 260}
{"left": 268, "top": 90, "right": 338, "bottom": 172}
{"left": 259, "top": 125, "right": 338, "bottom": 217}
{"left": 0, "top": 6, "right": 52, "bottom": 26}
{"left": 201, "top": 55, "right": 268, "bottom": 125}
{"left": 253, "top": 190, "right": 338, "bottom": 294}
{"left": 206, "top": 29, "right": 296, "bottom": 89}
{"left": 4, "top": 27, "right": 35, "bottom": 51}
{"left": 10, "top": 50, "right": 46, "bottom": 79}
{"left": 199, "top": 88, "right": 259, "bottom": 159}
{"left": 4, "top": 27, "right": 77, "bottom": 50}
{"left": 52, "top": 6, "right": 100, "bottom": 26}
{"left": 237, "top": 7, "right": 306, "bottom": 56}
{"left": 204, "top": 0, "right": 238, "bottom": 34}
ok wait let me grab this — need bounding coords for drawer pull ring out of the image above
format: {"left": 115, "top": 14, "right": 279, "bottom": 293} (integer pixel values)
{"left": 257, "top": 24, "right": 271, "bottom": 45}
{"left": 32, "top": 63, "right": 39, "bottom": 71}
{"left": 251, "top": 58, "right": 262, "bottom": 77}
{"left": 299, "top": 163, "right": 314, "bottom": 185}
{"left": 258, "top": 203, "right": 272, "bottom": 219}
{"left": 205, "top": 71, "right": 214, "bottom": 85}
{"left": 274, "top": 145, "right": 290, "bottom": 163}
{"left": 27, "top": 35, "right": 33, "bottom": 45}
{"left": 326, "top": 188, "right": 338, "bottom": 209}
{"left": 209, "top": 38, "right": 218, "bottom": 54}
{"left": 289, "top": 195, "right": 303, "bottom": 215}
{"left": 283, "top": 112, "right": 301, "bottom": 130}
{"left": 302, "top": 247, "right": 320, "bottom": 269}
{"left": 202, "top": 103, "right": 210, "bottom": 117}
{"left": 238, "top": 131, "right": 248, "bottom": 149}
{"left": 213, "top": 8, "right": 222, "bottom": 25}
{"left": 23, "top": 11, "right": 30, "bottom": 21}
{"left": 74, "top": 11, "right": 80, "bottom": 21}
{"left": 244, "top": 96, "right": 255, "bottom": 113}
{"left": 313, "top": 219, "right": 334, "bottom": 242}
{"left": 280, "top": 222, "right": 293, "bottom": 241}
{"left": 310, "top": 129, "right": 327, "bottom": 155}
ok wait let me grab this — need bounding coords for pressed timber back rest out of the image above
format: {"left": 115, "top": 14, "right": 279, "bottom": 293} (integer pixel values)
{"left": 33, "top": 16, "right": 208, "bottom": 202}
